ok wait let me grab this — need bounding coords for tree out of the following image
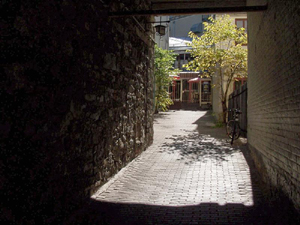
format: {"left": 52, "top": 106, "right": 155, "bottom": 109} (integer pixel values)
{"left": 184, "top": 15, "right": 247, "bottom": 123}
{"left": 154, "top": 45, "right": 178, "bottom": 113}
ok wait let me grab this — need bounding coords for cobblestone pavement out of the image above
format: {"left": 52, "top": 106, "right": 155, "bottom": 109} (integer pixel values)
{"left": 67, "top": 110, "right": 299, "bottom": 225}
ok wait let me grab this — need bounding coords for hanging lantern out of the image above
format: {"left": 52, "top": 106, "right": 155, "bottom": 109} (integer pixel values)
{"left": 155, "top": 24, "right": 166, "bottom": 36}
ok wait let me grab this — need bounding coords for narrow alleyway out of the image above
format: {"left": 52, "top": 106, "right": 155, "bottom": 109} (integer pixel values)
{"left": 67, "top": 110, "right": 298, "bottom": 225}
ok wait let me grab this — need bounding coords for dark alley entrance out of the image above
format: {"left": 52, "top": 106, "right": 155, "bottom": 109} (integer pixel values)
{"left": 66, "top": 110, "right": 299, "bottom": 224}
{"left": 2, "top": 1, "right": 300, "bottom": 223}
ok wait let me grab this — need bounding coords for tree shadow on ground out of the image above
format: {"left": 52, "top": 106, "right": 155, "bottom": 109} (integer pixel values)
{"left": 64, "top": 143, "right": 300, "bottom": 225}
{"left": 160, "top": 132, "right": 239, "bottom": 165}
{"left": 64, "top": 110, "right": 300, "bottom": 225}
{"left": 156, "top": 110, "right": 246, "bottom": 165}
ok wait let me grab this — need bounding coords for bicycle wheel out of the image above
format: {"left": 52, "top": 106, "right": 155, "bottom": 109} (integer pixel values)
{"left": 226, "top": 120, "right": 241, "bottom": 140}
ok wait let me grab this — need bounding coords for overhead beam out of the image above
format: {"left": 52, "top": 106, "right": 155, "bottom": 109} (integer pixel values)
{"left": 151, "top": 0, "right": 248, "bottom": 10}
{"left": 109, "top": 5, "right": 268, "bottom": 17}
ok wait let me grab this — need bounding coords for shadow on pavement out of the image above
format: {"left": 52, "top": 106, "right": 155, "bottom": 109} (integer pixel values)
{"left": 160, "top": 132, "right": 239, "bottom": 165}
{"left": 153, "top": 112, "right": 171, "bottom": 123}
{"left": 192, "top": 110, "right": 228, "bottom": 140}
{"left": 65, "top": 199, "right": 298, "bottom": 225}
{"left": 158, "top": 110, "right": 238, "bottom": 165}
{"left": 64, "top": 110, "right": 300, "bottom": 225}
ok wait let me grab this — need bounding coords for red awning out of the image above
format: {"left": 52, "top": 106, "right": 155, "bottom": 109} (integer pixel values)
{"left": 171, "top": 76, "right": 180, "bottom": 80}
{"left": 188, "top": 77, "right": 200, "bottom": 83}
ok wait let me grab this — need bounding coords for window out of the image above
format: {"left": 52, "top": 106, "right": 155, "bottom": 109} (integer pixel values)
{"left": 202, "top": 81, "right": 211, "bottom": 93}
{"left": 192, "top": 82, "right": 198, "bottom": 91}
{"left": 235, "top": 19, "right": 247, "bottom": 31}
{"left": 234, "top": 78, "right": 247, "bottom": 90}
{"left": 185, "top": 54, "right": 191, "bottom": 61}
{"left": 202, "top": 15, "right": 210, "bottom": 22}
{"left": 235, "top": 19, "right": 247, "bottom": 46}
{"left": 201, "top": 81, "right": 211, "bottom": 103}
{"left": 182, "top": 79, "right": 189, "bottom": 91}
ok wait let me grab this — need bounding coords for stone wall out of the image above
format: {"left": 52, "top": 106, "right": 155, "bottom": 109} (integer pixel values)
{"left": 248, "top": 0, "right": 300, "bottom": 210}
{"left": 0, "top": 0, "right": 154, "bottom": 223}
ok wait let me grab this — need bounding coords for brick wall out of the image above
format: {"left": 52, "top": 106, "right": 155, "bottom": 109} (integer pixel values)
{"left": 0, "top": 0, "right": 154, "bottom": 223}
{"left": 248, "top": 0, "right": 300, "bottom": 210}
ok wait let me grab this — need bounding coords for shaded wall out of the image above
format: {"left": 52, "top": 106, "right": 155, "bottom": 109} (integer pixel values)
{"left": 248, "top": 0, "right": 300, "bottom": 210}
{"left": 0, "top": 0, "right": 154, "bottom": 223}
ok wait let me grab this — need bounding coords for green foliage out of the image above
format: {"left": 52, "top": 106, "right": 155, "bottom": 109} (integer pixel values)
{"left": 154, "top": 45, "right": 179, "bottom": 112}
{"left": 184, "top": 15, "right": 248, "bottom": 122}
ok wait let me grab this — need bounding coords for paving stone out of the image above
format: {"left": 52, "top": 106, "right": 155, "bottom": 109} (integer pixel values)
{"left": 67, "top": 110, "right": 300, "bottom": 225}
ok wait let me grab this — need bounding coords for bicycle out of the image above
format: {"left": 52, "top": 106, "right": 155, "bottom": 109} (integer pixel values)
{"left": 226, "top": 109, "right": 242, "bottom": 145}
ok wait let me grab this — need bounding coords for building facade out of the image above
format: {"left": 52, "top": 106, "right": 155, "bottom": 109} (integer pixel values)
{"left": 168, "top": 13, "right": 247, "bottom": 112}
{"left": 212, "top": 13, "right": 248, "bottom": 120}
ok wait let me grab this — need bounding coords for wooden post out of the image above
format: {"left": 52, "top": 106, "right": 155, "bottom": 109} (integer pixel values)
{"left": 189, "top": 81, "right": 192, "bottom": 103}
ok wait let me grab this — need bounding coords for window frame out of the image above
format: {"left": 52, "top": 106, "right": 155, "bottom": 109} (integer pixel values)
{"left": 233, "top": 78, "right": 247, "bottom": 91}
{"left": 235, "top": 18, "right": 247, "bottom": 46}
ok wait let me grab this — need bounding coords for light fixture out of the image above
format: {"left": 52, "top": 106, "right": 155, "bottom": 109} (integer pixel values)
{"left": 154, "top": 16, "right": 167, "bottom": 36}
{"left": 155, "top": 24, "right": 166, "bottom": 36}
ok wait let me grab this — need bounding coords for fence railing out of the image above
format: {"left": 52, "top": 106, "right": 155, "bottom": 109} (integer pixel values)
{"left": 228, "top": 82, "right": 247, "bottom": 137}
